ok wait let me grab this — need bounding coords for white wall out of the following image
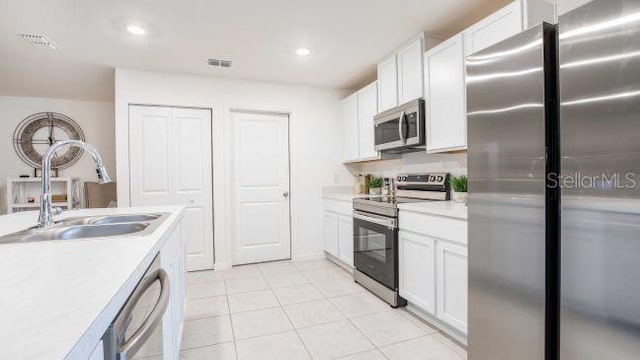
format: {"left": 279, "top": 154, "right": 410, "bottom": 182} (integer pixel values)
{"left": 345, "top": 152, "right": 467, "bottom": 181}
{"left": 0, "top": 96, "right": 115, "bottom": 214}
{"left": 115, "top": 69, "right": 351, "bottom": 268}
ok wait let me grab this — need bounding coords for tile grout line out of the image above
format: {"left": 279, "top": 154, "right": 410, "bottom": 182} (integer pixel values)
{"left": 188, "top": 261, "right": 463, "bottom": 359}
{"left": 222, "top": 273, "right": 240, "bottom": 360}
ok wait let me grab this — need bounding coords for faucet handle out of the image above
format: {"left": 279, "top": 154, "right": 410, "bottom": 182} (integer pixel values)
{"left": 51, "top": 207, "right": 63, "bottom": 216}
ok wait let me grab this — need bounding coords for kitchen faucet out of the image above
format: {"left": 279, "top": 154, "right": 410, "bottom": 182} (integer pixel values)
{"left": 38, "top": 140, "right": 111, "bottom": 228}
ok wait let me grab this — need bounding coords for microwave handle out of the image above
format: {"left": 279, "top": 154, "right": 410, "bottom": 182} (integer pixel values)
{"left": 116, "top": 268, "right": 170, "bottom": 360}
{"left": 397, "top": 110, "right": 406, "bottom": 144}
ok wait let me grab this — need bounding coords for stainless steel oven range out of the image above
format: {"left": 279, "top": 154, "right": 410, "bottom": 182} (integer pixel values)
{"left": 352, "top": 173, "right": 449, "bottom": 307}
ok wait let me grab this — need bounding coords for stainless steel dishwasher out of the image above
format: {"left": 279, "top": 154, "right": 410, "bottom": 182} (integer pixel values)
{"left": 103, "top": 254, "right": 170, "bottom": 360}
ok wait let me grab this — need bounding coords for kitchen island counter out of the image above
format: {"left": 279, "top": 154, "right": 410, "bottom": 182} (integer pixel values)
{"left": 0, "top": 206, "right": 185, "bottom": 360}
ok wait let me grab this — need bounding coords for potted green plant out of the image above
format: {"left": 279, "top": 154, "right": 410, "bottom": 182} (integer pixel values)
{"left": 450, "top": 175, "right": 468, "bottom": 204}
{"left": 367, "top": 176, "right": 384, "bottom": 195}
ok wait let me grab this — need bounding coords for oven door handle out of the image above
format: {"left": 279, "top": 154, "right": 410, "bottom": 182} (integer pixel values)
{"left": 353, "top": 211, "right": 397, "bottom": 229}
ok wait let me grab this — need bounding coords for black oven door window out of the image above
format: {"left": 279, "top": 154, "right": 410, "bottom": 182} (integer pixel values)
{"left": 353, "top": 217, "right": 398, "bottom": 290}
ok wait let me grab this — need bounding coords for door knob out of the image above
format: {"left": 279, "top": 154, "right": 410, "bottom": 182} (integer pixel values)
{"left": 283, "top": 191, "right": 289, "bottom": 198}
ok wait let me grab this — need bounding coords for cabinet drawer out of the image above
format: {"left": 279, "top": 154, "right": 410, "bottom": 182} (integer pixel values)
{"left": 399, "top": 211, "right": 467, "bottom": 245}
{"left": 323, "top": 199, "right": 353, "bottom": 215}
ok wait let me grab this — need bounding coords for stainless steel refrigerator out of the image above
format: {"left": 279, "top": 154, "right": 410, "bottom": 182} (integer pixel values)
{"left": 467, "top": 0, "right": 640, "bottom": 359}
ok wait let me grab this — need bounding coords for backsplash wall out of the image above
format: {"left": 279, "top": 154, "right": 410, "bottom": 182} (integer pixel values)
{"left": 344, "top": 151, "right": 467, "bottom": 180}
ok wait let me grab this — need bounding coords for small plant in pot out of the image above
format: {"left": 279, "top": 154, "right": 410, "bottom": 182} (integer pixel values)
{"left": 450, "top": 175, "right": 468, "bottom": 204}
{"left": 367, "top": 176, "right": 384, "bottom": 195}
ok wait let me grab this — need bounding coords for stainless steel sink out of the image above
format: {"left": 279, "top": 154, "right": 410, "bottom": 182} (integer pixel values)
{"left": 60, "top": 214, "right": 163, "bottom": 226}
{"left": 0, "top": 212, "right": 169, "bottom": 244}
{"left": 23, "top": 223, "right": 150, "bottom": 242}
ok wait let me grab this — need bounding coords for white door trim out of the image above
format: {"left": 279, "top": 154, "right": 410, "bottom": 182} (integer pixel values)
{"left": 224, "top": 105, "right": 295, "bottom": 266}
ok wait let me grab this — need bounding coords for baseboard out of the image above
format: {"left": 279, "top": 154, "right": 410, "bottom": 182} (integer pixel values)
{"left": 324, "top": 252, "right": 355, "bottom": 274}
{"left": 293, "top": 252, "right": 327, "bottom": 262}
{"left": 213, "top": 262, "right": 232, "bottom": 271}
{"left": 405, "top": 304, "right": 468, "bottom": 346}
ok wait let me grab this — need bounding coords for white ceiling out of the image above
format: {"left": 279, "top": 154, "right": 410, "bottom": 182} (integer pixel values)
{"left": 0, "top": 0, "right": 512, "bottom": 101}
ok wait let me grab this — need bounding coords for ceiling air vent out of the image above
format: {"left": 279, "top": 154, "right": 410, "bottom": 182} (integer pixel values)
{"left": 207, "top": 58, "right": 232, "bottom": 68}
{"left": 18, "top": 33, "right": 59, "bottom": 50}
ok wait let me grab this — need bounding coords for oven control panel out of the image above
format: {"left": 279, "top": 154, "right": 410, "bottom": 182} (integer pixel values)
{"left": 396, "top": 173, "right": 448, "bottom": 186}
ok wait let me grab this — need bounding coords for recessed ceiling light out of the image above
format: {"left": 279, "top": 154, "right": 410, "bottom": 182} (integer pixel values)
{"left": 295, "top": 48, "right": 311, "bottom": 56}
{"left": 126, "top": 25, "right": 146, "bottom": 36}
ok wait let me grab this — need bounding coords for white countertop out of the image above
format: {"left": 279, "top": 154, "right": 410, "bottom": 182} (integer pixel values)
{"left": 0, "top": 206, "right": 185, "bottom": 360}
{"left": 398, "top": 201, "right": 468, "bottom": 220}
{"left": 322, "top": 192, "right": 372, "bottom": 202}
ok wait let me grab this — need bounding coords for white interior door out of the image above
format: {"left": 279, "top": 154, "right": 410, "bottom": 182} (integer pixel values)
{"left": 129, "top": 105, "right": 214, "bottom": 271}
{"left": 231, "top": 111, "right": 290, "bottom": 265}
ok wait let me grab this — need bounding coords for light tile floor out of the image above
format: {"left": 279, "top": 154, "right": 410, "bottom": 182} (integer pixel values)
{"left": 181, "top": 259, "right": 467, "bottom": 360}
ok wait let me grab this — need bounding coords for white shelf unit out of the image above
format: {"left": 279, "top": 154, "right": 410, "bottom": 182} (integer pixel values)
{"left": 6, "top": 177, "right": 81, "bottom": 213}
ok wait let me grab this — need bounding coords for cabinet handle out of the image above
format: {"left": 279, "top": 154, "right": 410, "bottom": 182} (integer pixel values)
{"left": 283, "top": 191, "right": 290, "bottom": 198}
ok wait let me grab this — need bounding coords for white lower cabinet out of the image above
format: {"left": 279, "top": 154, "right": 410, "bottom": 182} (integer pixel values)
{"left": 436, "top": 241, "right": 468, "bottom": 334}
{"left": 399, "top": 210, "right": 468, "bottom": 338}
{"left": 322, "top": 198, "right": 354, "bottom": 267}
{"left": 399, "top": 231, "right": 436, "bottom": 315}
{"left": 323, "top": 211, "right": 339, "bottom": 258}
{"left": 337, "top": 215, "right": 354, "bottom": 266}
{"left": 160, "top": 219, "right": 187, "bottom": 359}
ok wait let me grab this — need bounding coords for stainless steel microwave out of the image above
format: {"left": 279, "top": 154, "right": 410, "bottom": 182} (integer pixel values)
{"left": 374, "top": 99, "right": 425, "bottom": 154}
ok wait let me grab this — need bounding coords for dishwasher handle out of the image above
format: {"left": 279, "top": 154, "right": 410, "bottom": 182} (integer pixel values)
{"left": 116, "top": 268, "right": 170, "bottom": 360}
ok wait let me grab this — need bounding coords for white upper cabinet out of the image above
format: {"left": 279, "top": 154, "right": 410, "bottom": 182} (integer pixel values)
{"left": 377, "top": 34, "right": 440, "bottom": 113}
{"left": 358, "top": 81, "right": 379, "bottom": 160}
{"left": 425, "top": 34, "right": 467, "bottom": 153}
{"left": 463, "top": 0, "right": 556, "bottom": 56}
{"left": 377, "top": 55, "right": 399, "bottom": 112}
{"left": 397, "top": 37, "right": 425, "bottom": 105}
{"left": 464, "top": 1, "right": 523, "bottom": 56}
{"left": 342, "top": 81, "right": 380, "bottom": 163}
{"left": 342, "top": 93, "right": 359, "bottom": 162}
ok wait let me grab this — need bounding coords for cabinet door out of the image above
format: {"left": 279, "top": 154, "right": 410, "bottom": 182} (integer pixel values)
{"left": 338, "top": 214, "right": 354, "bottom": 266}
{"left": 399, "top": 231, "right": 436, "bottom": 315}
{"left": 357, "top": 81, "right": 379, "bottom": 161}
{"left": 397, "top": 37, "right": 424, "bottom": 104}
{"left": 463, "top": 1, "right": 522, "bottom": 56}
{"left": 425, "top": 34, "right": 467, "bottom": 153}
{"left": 342, "top": 93, "right": 360, "bottom": 162}
{"left": 323, "top": 211, "right": 339, "bottom": 257}
{"left": 436, "top": 241, "right": 468, "bottom": 334}
{"left": 377, "top": 55, "right": 399, "bottom": 112}
{"left": 160, "top": 222, "right": 187, "bottom": 358}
